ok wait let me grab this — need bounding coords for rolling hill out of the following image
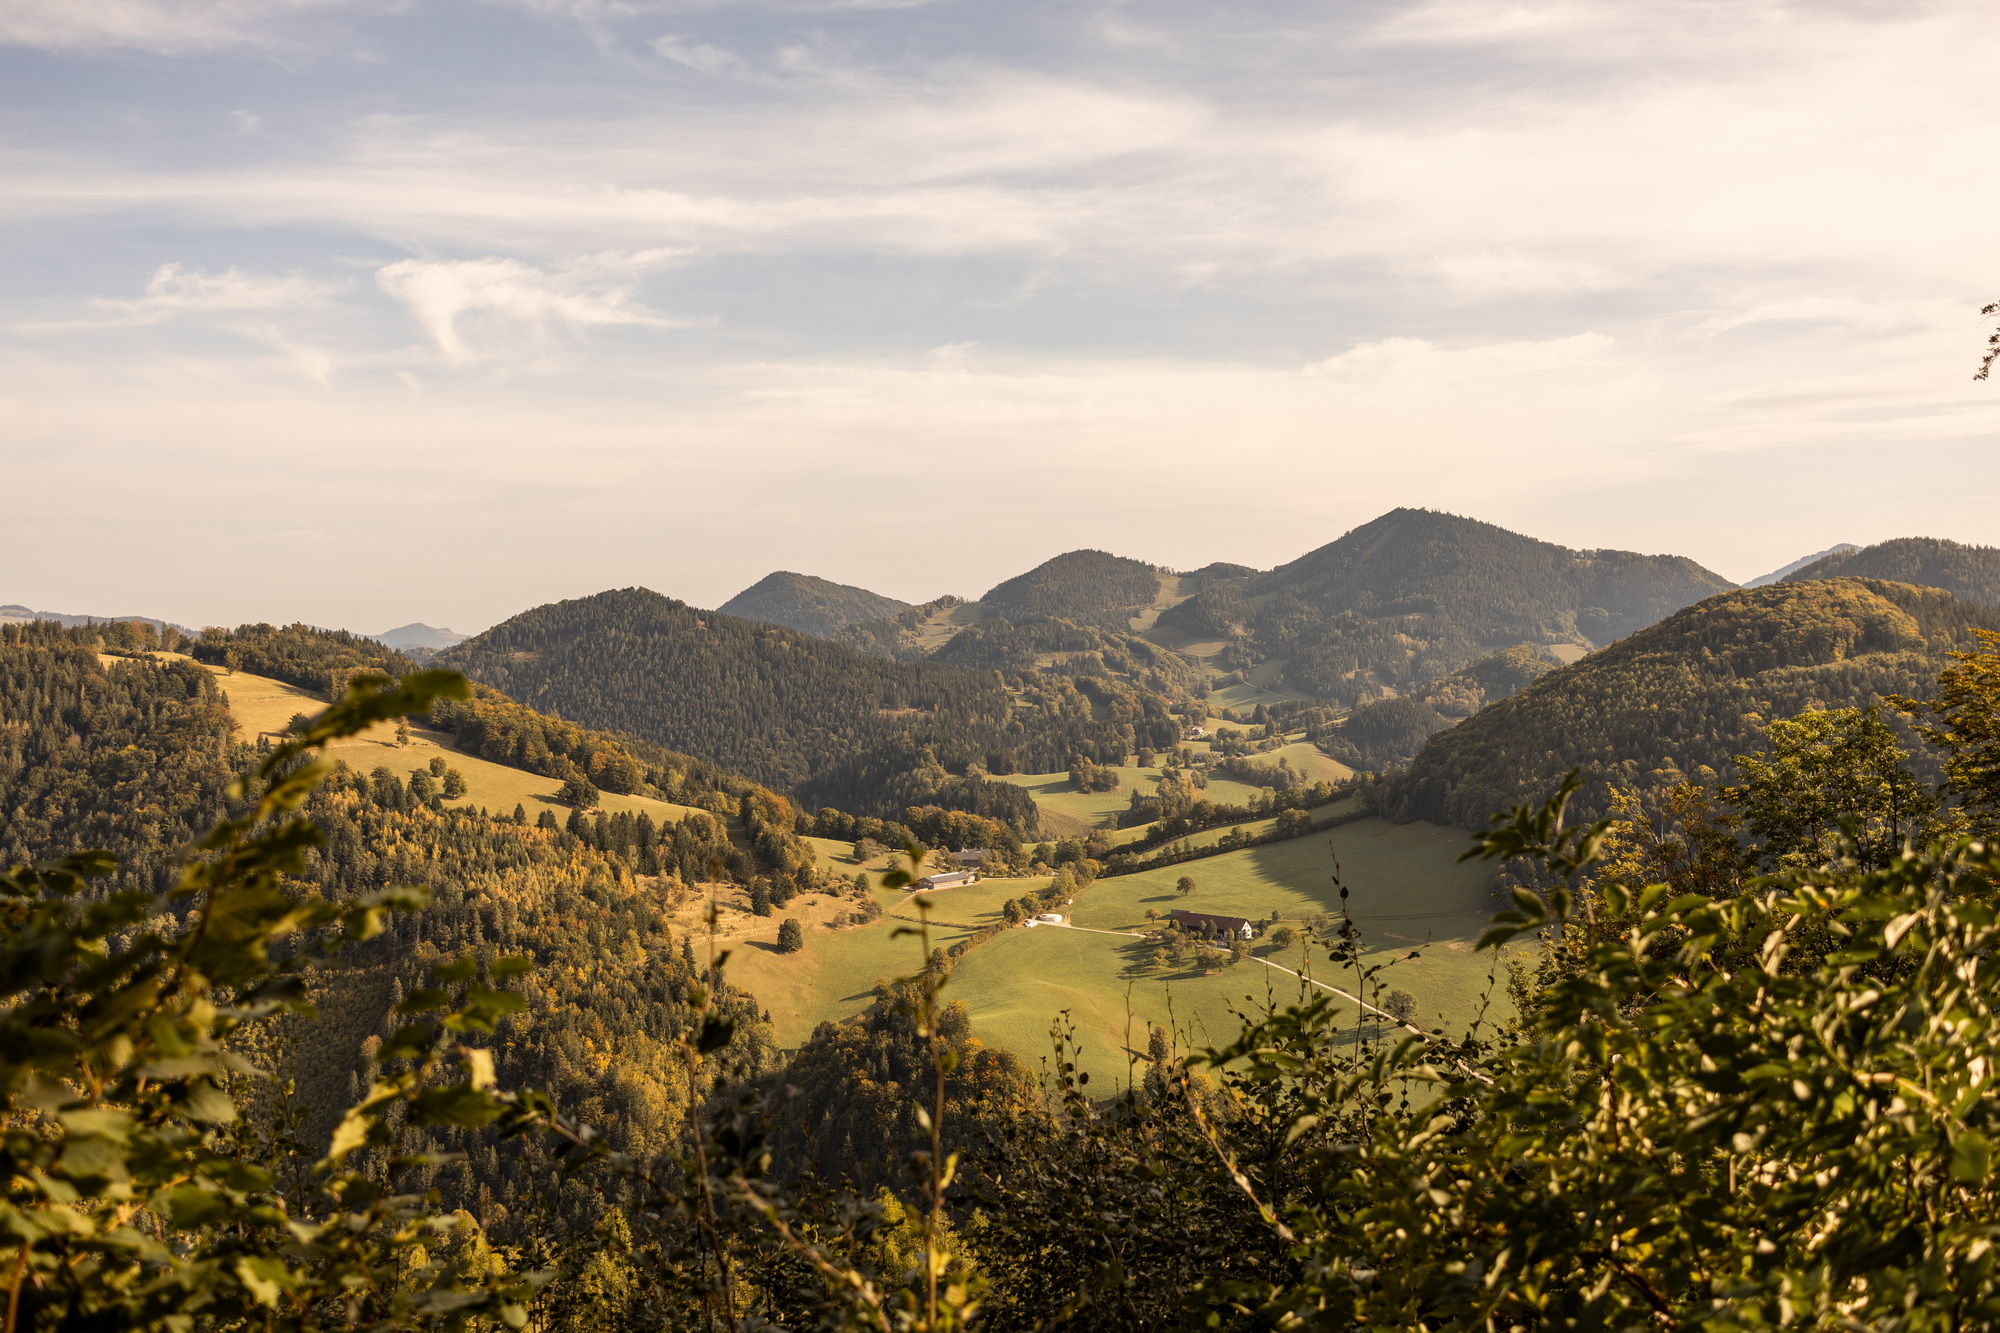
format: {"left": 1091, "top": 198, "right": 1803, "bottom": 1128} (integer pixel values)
{"left": 823, "top": 513, "right": 1736, "bottom": 710}
{"left": 719, "top": 571, "right": 912, "bottom": 637}
{"left": 435, "top": 587, "right": 1184, "bottom": 817}
{"left": 1781, "top": 536, "right": 2000, "bottom": 606}
{"left": 978, "top": 549, "right": 1163, "bottom": 630}
{"left": 1375, "top": 578, "right": 2000, "bottom": 828}
{"left": 1185, "top": 508, "right": 1737, "bottom": 702}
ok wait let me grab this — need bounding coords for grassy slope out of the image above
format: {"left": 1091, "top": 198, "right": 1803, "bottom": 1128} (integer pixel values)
{"left": 216, "top": 667, "right": 708, "bottom": 822}
{"left": 730, "top": 811, "right": 1504, "bottom": 1087}
{"left": 946, "top": 816, "right": 1504, "bottom": 1089}
{"left": 727, "top": 833, "right": 1051, "bottom": 1047}
{"left": 994, "top": 766, "right": 1164, "bottom": 836}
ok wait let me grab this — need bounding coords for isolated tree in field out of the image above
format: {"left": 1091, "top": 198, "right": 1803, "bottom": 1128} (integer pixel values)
{"left": 1176, "top": 875, "right": 1196, "bottom": 897}
{"left": 394, "top": 720, "right": 410, "bottom": 746}
{"left": 558, "top": 775, "right": 600, "bottom": 809}
{"left": 442, "top": 767, "right": 468, "bottom": 799}
{"left": 1382, "top": 987, "right": 1417, "bottom": 1026}
{"left": 1267, "top": 924, "right": 1298, "bottom": 952}
{"left": 429, "top": 755, "right": 448, "bottom": 776}
{"left": 286, "top": 711, "right": 309, "bottom": 735}
{"left": 776, "top": 917, "right": 805, "bottom": 953}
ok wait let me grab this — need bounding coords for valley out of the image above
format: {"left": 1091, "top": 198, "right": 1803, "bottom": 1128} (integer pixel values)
{"left": 59, "top": 518, "right": 2000, "bottom": 1096}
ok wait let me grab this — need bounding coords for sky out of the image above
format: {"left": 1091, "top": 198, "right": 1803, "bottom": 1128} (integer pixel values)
{"left": 4, "top": 0, "right": 1998, "bottom": 634}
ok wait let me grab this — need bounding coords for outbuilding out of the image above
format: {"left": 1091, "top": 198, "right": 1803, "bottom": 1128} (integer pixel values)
{"left": 1167, "top": 909, "right": 1256, "bottom": 941}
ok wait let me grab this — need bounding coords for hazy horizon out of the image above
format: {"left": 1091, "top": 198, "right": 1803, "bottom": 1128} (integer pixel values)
{"left": 6, "top": 0, "right": 1998, "bottom": 631}
{"left": 0, "top": 517, "right": 1939, "bottom": 639}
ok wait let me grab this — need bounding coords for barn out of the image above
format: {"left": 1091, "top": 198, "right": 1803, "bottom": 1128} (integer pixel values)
{"left": 1167, "top": 909, "right": 1256, "bottom": 941}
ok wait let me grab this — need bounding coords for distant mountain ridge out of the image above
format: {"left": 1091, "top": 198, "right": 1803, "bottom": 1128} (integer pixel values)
{"left": 370, "top": 622, "right": 468, "bottom": 651}
{"left": 1159, "top": 508, "right": 1737, "bottom": 703}
{"left": 1742, "top": 544, "right": 1858, "bottom": 588}
{"left": 0, "top": 604, "right": 192, "bottom": 633}
{"left": 806, "top": 510, "right": 1739, "bottom": 704}
{"left": 718, "top": 572, "right": 911, "bottom": 637}
{"left": 1780, "top": 536, "right": 2000, "bottom": 606}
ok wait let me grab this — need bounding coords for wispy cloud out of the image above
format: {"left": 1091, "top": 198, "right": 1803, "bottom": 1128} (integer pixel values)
{"left": 85, "top": 262, "right": 346, "bottom": 326}
{"left": 0, "top": 0, "right": 365, "bottom": 53}
{"left": 374, "top": 253, "right": 690, "bottom": 363}
{"left": 3, "top": 0, "right": 1997, "bottom": 626}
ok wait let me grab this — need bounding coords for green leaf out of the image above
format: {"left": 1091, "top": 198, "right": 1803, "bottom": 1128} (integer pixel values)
{"left": 398, "top": 988, "right": 452, "bottom": 1015}
{"left": 236, "top": 1256, "right": 291, "bottom": 1307}
{"left": 434, "top": 957, "right": 479, "bottom": 984}
{"left": 163, "top": 1185, "right": 229, "bottom": 1228}
{"left": 177, "top": 1079, "right": 238, "bottom": 1125}
{"left": 411, "top": 1083, "right": 507, "bottom": 1129}
{"left": 57, "top": 1108, "right": 134, "bottom": 1143}
{"left": 1953, "top": 1131, "right": 1992, "bottom": 1182}
{"left": 696, "top": 1016, "right": 735, "bottom": 1053}
{"left": 463, "top": 1047, "right": 496, "bottom": 1090}
{"left": 491, "top": 954, "right": 534, "bottom": 981}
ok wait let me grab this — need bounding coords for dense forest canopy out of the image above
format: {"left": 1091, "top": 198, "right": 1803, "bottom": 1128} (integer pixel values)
{"left": 717, "top": 570, "right": 912, "bottom": 637}
{"left": 436, "top": 587, "right": 1181, "bottom": 816}
{"left": 1782, "top": 535, "right": 2000, "bottom": 606}
{"left": 190, "top": 619, "right": 419, "bottom": 694}
{"left": 0, "top": 622, "right": 237, "bottom": 891}
{"left": 977, "top": 549, "right": 1162, "bottom": 630}
{"left": 927, "top": 615, "right": 1205, "bottom": 698}
{"left": 1378, "top": 577, "right": 2000, "bottom": 827}
{"left": 1224, "top": 507, "right": 1736, "bottom": 701}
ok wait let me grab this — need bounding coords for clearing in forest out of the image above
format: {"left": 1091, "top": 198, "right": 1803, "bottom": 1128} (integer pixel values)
{"left": 213, "top": 666, "right": 708, "bottom": 823}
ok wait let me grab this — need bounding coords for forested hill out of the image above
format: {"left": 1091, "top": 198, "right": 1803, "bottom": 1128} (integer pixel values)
{"left": 1375, "top": 578, "right": 2000, "bottom": 827}
{"left": 189, "top": 620, "right": 419, "bottom": 691}
{"left": 437, "top": 587, "right": 1183, "bottom": 816}
{"left": 979, "top": 549, "right": 1161, "bottom": 629}
{"left": 1155, "top": 507, "right": 1734, "bottom": 703}
{"left": 1781, "top": 536, "right": 2000, "bottom": 606}
{"left": 718, "top": 571, "right": 911, "bottom": 637}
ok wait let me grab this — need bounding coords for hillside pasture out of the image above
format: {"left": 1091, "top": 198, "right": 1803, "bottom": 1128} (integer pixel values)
{"left": 946, "top": 814, "right": 1505, "bottom": 1088}
{"left": 214, "top": 668, "right": 707, "bottom": 823}
{"left": 728, "top": 869, "right": 1051, "bottom": 1049}
{"left": 996, "top": 766, "right": 1163, "bottom": 836}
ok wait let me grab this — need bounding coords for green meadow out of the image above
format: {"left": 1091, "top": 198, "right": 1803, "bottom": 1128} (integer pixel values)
{"left": 946, "top": 813, "right": 1505, "bottom": 1088}
{"left": 216, "top": 667, "right": 708, "bottom": 822}
{"left": 738, "top": 804, "right": 1506, "bottom": 1087}
{"left": 993, "top": 766, "right": 1164, "bottom": 835}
